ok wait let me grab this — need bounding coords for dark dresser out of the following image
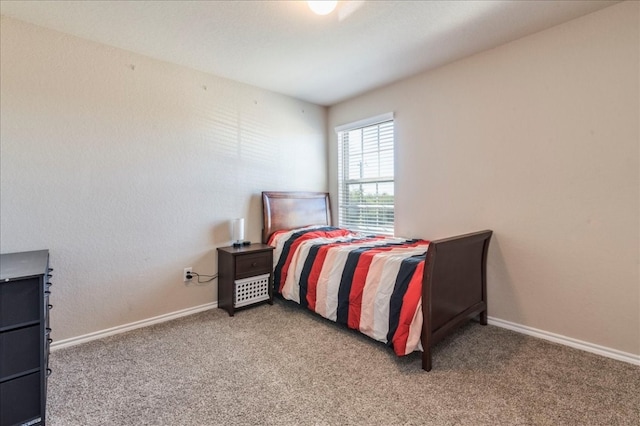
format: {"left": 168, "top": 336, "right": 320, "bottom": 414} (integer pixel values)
{"left": 0, "top": 250, "right": 52, "bottom": 426}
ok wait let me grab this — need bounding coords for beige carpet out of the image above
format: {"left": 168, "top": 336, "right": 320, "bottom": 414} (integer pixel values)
{"left": 47, "top": 299, "right": 639, "bottom": 425}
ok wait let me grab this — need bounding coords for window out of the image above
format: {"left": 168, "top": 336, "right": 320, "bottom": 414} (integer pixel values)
{"left": 336, "top": 113, "right": 394, "bottom": 235}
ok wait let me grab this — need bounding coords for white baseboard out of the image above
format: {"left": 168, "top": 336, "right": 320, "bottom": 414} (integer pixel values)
{"left": 488, "top": 316, "right": 640, "bottom": 366}
{"left": 51, "top": 302, "right": 218, "bottom": 351}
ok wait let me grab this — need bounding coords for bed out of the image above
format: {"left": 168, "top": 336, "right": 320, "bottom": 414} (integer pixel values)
{"left": 262, "top": 191, "right": 492, "bottom": 371}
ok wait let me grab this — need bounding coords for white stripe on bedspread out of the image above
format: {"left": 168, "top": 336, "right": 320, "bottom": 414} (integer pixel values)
{"left": 281, "top": 234, "right": 357, "bottom": 304}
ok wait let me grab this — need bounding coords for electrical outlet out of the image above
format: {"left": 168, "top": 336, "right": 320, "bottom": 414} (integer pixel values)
{"left": 184, "top": 267, "right": 193, "bottom": 282}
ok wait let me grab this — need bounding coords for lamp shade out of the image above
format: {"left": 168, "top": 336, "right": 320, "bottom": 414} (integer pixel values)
{"left": 232, "top": 218, "right": 245, "bottom": 243}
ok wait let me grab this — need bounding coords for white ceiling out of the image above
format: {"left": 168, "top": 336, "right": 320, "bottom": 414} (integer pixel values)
{"left": 0, "top": 0, "right": 620, "bottom": 106}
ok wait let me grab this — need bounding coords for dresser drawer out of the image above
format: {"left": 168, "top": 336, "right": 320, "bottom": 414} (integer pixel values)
{"left": 0, "top": 371, "right": 42, "bottom": 426}
{"left": 235, "top": 253, "right": 272, "bottom": 279}
{"left": 0, "top": 278, "right": 40, "bottom": 328}
{"left": 0, "top": 325, "right": 41, "bottom": 380}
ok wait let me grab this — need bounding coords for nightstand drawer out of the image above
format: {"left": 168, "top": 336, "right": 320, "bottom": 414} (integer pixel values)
{"left": 235, "top": 253, "right": 272, "bottom": 278}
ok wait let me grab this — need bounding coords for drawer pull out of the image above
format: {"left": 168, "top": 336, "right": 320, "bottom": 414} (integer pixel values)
{"left": 47, "top": 368, "right": 52, "bottom": 376}
{"left": 48, "top": 304, "right": 53, "bottom": 310}
{"left": 47, "top": 338, "right": 53, "bottom": 344}
{"left": 252, "top": 262, "right": 257, "bottom": 267}
{"left": 45, "top": 290, "right": 51, "bottom": 295}
{"left": 47, "top": 274, "right": 53, "bottom": 278}
{"left": 48, "top": 268, "right": 54, "bottom": 272}
{"left": 46, "top": 327, "right": 52, "bottom": 333}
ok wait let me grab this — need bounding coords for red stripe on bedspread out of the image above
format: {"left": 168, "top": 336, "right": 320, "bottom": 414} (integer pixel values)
{"left": 391, "top": 260, "right": 425, "bottom": 356}
{"left": 348, "top": 246, "right": 394, "bottom": 330}
{"left": 267, "top": 230, "right": 287, "bottom": 246}
{"left": 306, "top": 242, "right": 335, "bottom": 311}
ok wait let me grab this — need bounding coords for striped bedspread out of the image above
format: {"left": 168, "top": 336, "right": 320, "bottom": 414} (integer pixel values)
{"left": 268, "top": 226, "right": 430, "bottom": 356}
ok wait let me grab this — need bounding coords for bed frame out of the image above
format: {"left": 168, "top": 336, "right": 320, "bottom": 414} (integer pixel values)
{"left": 262, "top": 191, "right": 492, "bottom": 371}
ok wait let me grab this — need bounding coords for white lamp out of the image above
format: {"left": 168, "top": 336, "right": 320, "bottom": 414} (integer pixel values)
{"left": 232, "top": 218, "right": 245, "bottom": 247}
{"left": 308, "top": 1, "right": 337, "bottom": 16}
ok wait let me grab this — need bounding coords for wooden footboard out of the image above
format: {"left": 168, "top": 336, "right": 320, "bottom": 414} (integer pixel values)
{"left": 421, "top": 230, "right": 493, "bottom": 371}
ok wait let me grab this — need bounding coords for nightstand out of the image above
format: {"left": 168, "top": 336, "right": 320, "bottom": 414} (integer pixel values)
{"left": 217, "top": 244, "right": 274, "bottom": 316}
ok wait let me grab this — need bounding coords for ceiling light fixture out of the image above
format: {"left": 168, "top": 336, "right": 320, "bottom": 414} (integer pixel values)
{"left": 308, "top": 1, "right": 338, "bottom": 16}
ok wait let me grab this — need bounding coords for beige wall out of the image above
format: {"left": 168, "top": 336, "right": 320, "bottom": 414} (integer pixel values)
{"left": 0, "top": 17, "right": 327, "bottom": 341}
{"left": 329, "top": 1, "right": 639, "bottom": 356}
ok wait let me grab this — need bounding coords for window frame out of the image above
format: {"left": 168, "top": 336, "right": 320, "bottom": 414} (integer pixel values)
{"left": 335, "top": 112, "right": 395, "bottom": 235}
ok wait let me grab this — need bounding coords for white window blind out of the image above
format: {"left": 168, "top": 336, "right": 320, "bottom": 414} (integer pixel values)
{"left": 336, "top": 114, "right": 394, "bottom": 235}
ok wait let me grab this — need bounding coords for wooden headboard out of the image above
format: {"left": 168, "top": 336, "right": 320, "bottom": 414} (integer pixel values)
{"left": 262, "top": 191, "right": 331, "bottom": 243}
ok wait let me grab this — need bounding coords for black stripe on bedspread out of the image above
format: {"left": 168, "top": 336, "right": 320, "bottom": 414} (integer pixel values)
{"left": 336, "top": 243, "right": 409, "bottom": 325}
{"left": 298, "top": 243, "right": 322, "bottom": 309}
{"left": 272, "top": 226, "right": 337, "bottom": 293}
{"left": 386, "top": 254, "right": 425, "bottom": 347}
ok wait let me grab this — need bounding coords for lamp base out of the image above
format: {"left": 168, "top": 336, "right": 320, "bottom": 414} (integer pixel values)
{"left": 233, "top": 241, "right": 251, "bottom": 248}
